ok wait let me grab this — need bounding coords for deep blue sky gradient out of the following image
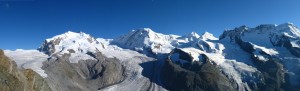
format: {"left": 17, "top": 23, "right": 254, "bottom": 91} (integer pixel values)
{"left": 0, "top": 0, "right": 300, "bottom": 49}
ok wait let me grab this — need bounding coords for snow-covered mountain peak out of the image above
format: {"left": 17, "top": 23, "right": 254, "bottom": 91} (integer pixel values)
{"left": 139, "top": 28, "right": 154, "bottom": 33}
{"left": 277, "top": 22, "right": 294, "bottom": 27}
{"left": 112, "top": 28, "right": 180, "bottom": 55}
{"left": 219, "top": 23, "right": 300, "bottom": 40}
{"left": 180, "top": 32, "right": 201, "bottom": 42}
{"left": 45, "top": 31, "right": 94, "bottom": 42}
{"left": 187, "top": 32, "right": 200, "bottom": 38}
{"left": 130, "top": 28, "right": 155, "bottom": 36}
{"left": 200, "top": 32, "right": 218, "bottom": 40}
{"left": 39, "top": 31, "right": 101, "bottom": 56}
{"left": 275, "top": 22, "right": 300, "bottom": 37}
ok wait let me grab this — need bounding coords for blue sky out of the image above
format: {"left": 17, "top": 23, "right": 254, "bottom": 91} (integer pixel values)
{"left": 0, "top": 0, "right": 300, "bottom": 50}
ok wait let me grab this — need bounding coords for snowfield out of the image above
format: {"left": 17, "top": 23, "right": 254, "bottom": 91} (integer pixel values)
{"left": 4, "top": 49, "right": 48, "bottom": 78}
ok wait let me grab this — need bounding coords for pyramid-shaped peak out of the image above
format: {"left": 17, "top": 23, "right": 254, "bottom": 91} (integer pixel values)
{"left": 200, "top": 32, "right": 218, "bottom": 40}
{"left": 202, "top": 32, "right": 213, "bottom": 36}
{"left": 130, "top": 28, "right": 157, "bottom": 36}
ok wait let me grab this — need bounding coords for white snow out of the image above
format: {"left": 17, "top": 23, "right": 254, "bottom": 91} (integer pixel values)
{"left": 41, "top": 31, "right": 108, "bottom": 63}
{"left": 252, "top": 44, "right": 279, "bottom": 55}
{"left": 290, "top": 40, "right": 300, "bottom": 47}
{"left": 219, "top": 60, "right": 260, "bottom": 91}
{"left": 276, "top": 23, "right": 300, "bottom": 37}
{"left": 4, "top": 49, "right": 48, "bottom": 78}
{"left": 98, "top": 45, "right": 147, "bottom": 61}
{"left": 179, "top": 47, "right": 225, "bottom": 65}
{"left": 69, "top": 53, "right": 96, "bottom": 63}
{"left": 182, "top": 32, "right": 200, "bottom": 41}
{"left": 112, "top": 28, "right": 220, "bottom": 55}
{"left": 189, "top": 32, "right": 200, "bottom": 38}
{"left": 44, "top": 31, "right": 101, "bottom": 55}
{"left": 220, "top": 23, "right": 300, "bottom": 86}
{"left": 113, "top": 28, "right": 180, "bottom": 54}
{"left": 200, "top": 32, "right": 218, "bottom": 40}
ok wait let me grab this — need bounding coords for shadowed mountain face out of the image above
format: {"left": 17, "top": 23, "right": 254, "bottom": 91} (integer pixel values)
{"left": 158, "top": 23, "right": 300, "bottom": 91}
{"left": 0, "top": 49, "right": 52, "bottom": 91}
{"left": 2, "top": 23, "right": 300, "bottom": 91}
{"left": 161, "top": 55, "right": 238, "bottom": 91}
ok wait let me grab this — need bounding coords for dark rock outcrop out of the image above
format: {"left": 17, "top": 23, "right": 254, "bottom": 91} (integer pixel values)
{"left": 161, "top": 51, "right": 237, "bottom": 91}
{"left": 38, "top": 38, "right": 62, "bottom": 55}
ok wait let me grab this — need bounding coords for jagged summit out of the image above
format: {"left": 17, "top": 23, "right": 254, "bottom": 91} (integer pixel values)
{"left": 276, "top": 23, "right": 300, "bottom": 37}
{"left": 128, "top": 28, "right": 156, "bottom": 38}
{"left": 186, "top": 32, "right": 200, "bottom": 38}
{"left": 180, "top": 32, "right": 200, "bottom": 42}
{"left": 133, "top": 28, "right": 155, "bottom": 33}
{"left": 220, "top": 23, "right": 300, "bottom": 40}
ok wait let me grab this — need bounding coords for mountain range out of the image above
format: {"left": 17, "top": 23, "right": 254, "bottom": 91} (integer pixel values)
{"left": 1, "top": 23, "right": 300, "bottom": 91}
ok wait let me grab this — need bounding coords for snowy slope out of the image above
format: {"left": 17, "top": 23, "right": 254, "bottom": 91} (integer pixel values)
{"left": 219, "top": 23, "right": 300, "bottom": 86}
{"left": 39, "top": 31, "right": 105, "bottom": 63}
{"left": 4, "top": 49, "right": 48, "bottom": 78}
{"left": 112, "top": 28, "right": 215, "bottom": 56}
{"left": 112, "top": 28, "right": 180, "bottom": 54}
{"left": 110, "top": 27, "right": 264, "bottom": 90}
{"left": 40, "top": 31, "right": 101, "bottom": 55}
{"left": 123, "top": 23, "right": 300, "bottom": 90}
